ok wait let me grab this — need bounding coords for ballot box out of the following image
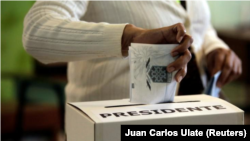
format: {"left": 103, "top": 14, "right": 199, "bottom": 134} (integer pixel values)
{"left": 66, "top": 94, "right": 244, "bottom": 141}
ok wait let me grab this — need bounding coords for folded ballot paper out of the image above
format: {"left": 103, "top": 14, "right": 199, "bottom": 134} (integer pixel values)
{"left": 129, "top": 43, "right": 179, "bottom": 104}
{"left": 204, "top": 71, "right": 222, "bottom": 97}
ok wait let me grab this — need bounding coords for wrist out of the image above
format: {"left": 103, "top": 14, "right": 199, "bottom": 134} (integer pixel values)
{"left": 121, "top": 24, "right": 143, "bottom": 56}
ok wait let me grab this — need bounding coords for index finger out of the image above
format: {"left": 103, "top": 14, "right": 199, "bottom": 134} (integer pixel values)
{"left": 172, "top": 23, "right": 186, "bottom": 43}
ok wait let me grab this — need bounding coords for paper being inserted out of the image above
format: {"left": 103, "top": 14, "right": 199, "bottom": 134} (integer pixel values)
{"left": 204, "top": 71, "right": 221, "bottom": 97}
{"left": 129, "top": 43, "right": 179, "bottom": 104}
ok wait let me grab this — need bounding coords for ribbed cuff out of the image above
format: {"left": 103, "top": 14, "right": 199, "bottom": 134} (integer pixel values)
{"left": 204, "top": 39, "right": 229, "bottom": 55}
{"left": 102, "top": 23, "right": 128, "bottom": 58}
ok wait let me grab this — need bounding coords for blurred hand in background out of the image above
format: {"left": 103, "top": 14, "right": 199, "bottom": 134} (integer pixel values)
{"left": 206, "top": 48, "right": 242, "bottom": 88}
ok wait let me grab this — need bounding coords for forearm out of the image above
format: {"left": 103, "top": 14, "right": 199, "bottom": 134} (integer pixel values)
{"left": 22, "top": 1, "right": 127, "bottom": 64}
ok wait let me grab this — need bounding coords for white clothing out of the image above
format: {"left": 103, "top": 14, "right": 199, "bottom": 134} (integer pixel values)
{"left": 23, "top": 1, "right": 228, "bottom": 102}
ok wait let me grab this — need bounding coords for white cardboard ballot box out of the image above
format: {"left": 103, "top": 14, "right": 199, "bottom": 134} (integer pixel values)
{"left": 66, "top": 94, "right": 244, "bottom": 141}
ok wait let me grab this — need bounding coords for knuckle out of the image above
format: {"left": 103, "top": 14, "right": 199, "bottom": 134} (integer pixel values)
{"left": 190, "top": 36, "right": 194, "bottom": 43}
{"left": 176, "top": 23, "right": 185, "bottom": 30}
{"left": 228, "top": 50, "right": 234, "bottom": 56}
{"left": 181, "top": 68, "right": 187, "bottom": 77}
{"left": 177, "top": 22, "right": 183, "bottom": 26}
{"left": 187, "top": 51, "right": 192, "bottom": 60}
{"left": 183, "top": 67, "right": 187, "bottom": 73}
{"left": 219, "top": 48, "right": 225, "bottom": 53}
{"left": 184, "top": 65, "right": 187, "bottom": 71}
{"left": 181, "top": 29, "right": 186, "bottom": 34}
{"left": 217, "top": 55, "right": 224, "bottom": 63}
{"left": 228, "top": 50, "right": 233, "bottom": 56}
{"left": 185, "top": 34, "right": 193, "bottom": 43}
{"left": 215, "top": 48, "right": 225, "bottom": 56}
{"left": 229, "top": 49, "right": 234, "bottom": 54}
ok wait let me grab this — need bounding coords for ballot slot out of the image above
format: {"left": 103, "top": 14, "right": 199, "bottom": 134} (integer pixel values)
{"left": 104, "top": 100, "right": 200, "bottom": 108}
{"left": 66, "top": 95, "right": 244, "bottom": 141}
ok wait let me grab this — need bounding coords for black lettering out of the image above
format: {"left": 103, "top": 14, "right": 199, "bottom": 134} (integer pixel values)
{"left": 161, "top": 109, "right": 175, "bottom": 113}
{"left": 175, "top": 108, "right": 188, "bottom": 112}
{"left": 151, "top": 110, "right": 162, "bottom": 114}
{"left": 100, "top": 113, "right": 112, "bottom": 118}
{"left": 213, "top": 105, "right": 226, "bottom": 110}
{"left": 127, "top": 111, "right": 140, "bottom": 116}
{"left": 113, "top": 112, "right": 128, "bottom": 117}
{"left": 139, "top": 110, "right": 152, "bottom": 115}
{"left": 200, "top": 106, "right": 211, "bottom": 110}
{"left": 187, "top": 107, "right": 202, "bottom": 112}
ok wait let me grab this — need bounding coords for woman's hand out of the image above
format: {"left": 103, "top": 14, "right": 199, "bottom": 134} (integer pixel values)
{"left": 206, "top": 48, "right": 242, "bottom": 88}
{"left": 122, "top": 23, "right": 193, "bottom": 82}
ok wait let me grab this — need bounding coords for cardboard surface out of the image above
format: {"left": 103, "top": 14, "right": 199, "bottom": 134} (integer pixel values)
{"left": 66, "top": 95, "right": 244, "bottom": 141}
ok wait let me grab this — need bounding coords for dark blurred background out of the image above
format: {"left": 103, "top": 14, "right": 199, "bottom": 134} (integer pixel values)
{"left": 1, "top": 1, "right": 250, "bottom": 141}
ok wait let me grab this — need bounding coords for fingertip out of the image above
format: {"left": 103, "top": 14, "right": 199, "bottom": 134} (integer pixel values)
{"left": 217, "top": 82, "right": 222, "bottom": 88}
{"left": 175, "top": 76, "right": 179, "bottom": 82}
{"left": 177, "top": 76, "right": 183, "bottom": 83}
{"left": 216, "top": 76, "right": 224, "bottom": 88}
{"left": 175, "top": 74, "right": 182, "bottom": 83}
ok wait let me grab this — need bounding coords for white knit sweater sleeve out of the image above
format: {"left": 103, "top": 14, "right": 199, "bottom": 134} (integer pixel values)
{"left": 22, "top": 1, "right": 127, "bottom": 64}
{"left": 202, "top": 0, "right": 229, "bottom": 55}
{"left": 202, "top": 23, "right": 229, "bottom": 55}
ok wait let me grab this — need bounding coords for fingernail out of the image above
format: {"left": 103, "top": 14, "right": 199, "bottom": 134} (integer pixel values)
{"left": 177, "top": 76, "right": 183, "bottom": 82}
{"left": 178, "top": 36, "right": 184, "bottom": 43}
{"left": 168, "top": 67, "right": 175, "bottom": 72}
{"left": 171, "top": 52, "right": 179, "bottom": 57}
